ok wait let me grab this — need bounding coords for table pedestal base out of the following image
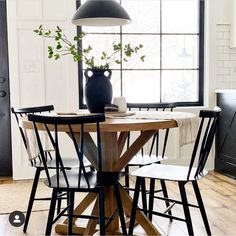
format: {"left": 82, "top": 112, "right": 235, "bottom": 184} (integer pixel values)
{"left": 55, "top": 185, "right": 162, "bottom": 235}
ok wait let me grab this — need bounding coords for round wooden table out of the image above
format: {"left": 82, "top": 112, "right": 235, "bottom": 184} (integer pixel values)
{"left": 21, "top": 114, "right": 178, "bottom": 235}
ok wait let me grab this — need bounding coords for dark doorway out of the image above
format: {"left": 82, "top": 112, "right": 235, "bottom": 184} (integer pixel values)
{"left": 0, "top": 0, "right": 12, "bottom": 176}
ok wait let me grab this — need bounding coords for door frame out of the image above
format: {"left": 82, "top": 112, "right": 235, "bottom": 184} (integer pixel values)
{"left": 0, "top": 0, "right": 12, "bottom": 176}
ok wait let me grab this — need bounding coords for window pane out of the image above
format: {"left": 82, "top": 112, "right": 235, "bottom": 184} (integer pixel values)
{"left": 122, "top": 71, "right": 160, "bottom": 103}
{"left": 162, "top": 35, "right": 199, "bottom": 69}
{"left": 82, "top": 27, "right": 120, "bottom": 34}
{"left": 162, "top": 0, "right": 199, "bottom": 33}
{"left": 122, "top": 35, "right": 160, "bottom": 69}
{"left": 82, "top": 26, "right": 120, "bottom": 34}
{"left": 82, "top": 34, "right": 121, "bottom": 69}
{"left": 161, "top": 70, "right": 199, "bottom": 102}
{"left": 110, "top": 70, "right": 122, "bottom": 97}
{"left": 122, "top": 0, "right": 160, "bottom": 33}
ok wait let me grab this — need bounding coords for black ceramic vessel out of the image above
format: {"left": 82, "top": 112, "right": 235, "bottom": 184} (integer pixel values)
{"left": 85, "top": 68, "right": 113, "bottom": 113}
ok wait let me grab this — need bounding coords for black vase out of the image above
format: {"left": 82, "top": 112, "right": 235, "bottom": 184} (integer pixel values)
{"left": 84, "top": 68, "right": 113, "bottom": 113}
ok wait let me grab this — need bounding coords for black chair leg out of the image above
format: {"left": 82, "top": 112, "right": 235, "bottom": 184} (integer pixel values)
{"left": 57, "top": 191, "right": 62, "bottom": 215}
{"left": 160, "top": 179, "right": 173, "bottom": 221}
{"left": 23, "top": 168, "right": 41, "bottom": 233}
{"left": 114, "top": 183, "right": 127, "bottom": 235}
{"left": 125, "top": 166, "right": 129, "bottom": 194}
{"left": 141, "top": 178, "right": 148, "bottom": 216}
{"left": 148, "top": 178, "right": 155, "bottom": 221}
{"left": 128, "top": 177, "right": 141, "bottom": 235}
{"left": 192, "top": 181, "right": 211, "bottom": 235}
{"left": 179, "top": 182, "right": 194, "bottom": 235}
{"left": 68, "top": 191, "right": 75, "bottom": 236}
{"left": 45, "top": 189, "right": 57, "bottom": 236}
{"left": 99, "top": 188, "right": 106, "bottom": 235}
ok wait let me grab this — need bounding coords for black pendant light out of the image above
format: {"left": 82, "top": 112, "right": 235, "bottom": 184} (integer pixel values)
{"left": 72, "top": 0, "right": 131, "bottom": 26}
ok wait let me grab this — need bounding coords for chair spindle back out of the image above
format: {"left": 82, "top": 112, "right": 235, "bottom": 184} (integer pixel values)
{"left": 11, "top": 105, "right": 54, "bottom": 165}
{"left": 28, "top": 114, "right": 105, "bottom": 188}
{"left": 126, "top": 103, "right": 176, "bottom": 157}
{"left": 187, "top": 108, "right": 221, "bottom": 180}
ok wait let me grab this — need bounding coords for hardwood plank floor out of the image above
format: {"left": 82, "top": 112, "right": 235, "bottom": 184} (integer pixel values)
{"left": 0, "top": 171, "right": 236, "bottom": 235}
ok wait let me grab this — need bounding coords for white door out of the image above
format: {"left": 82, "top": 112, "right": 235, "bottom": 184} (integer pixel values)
{"left": 7, "top": 0, "right": 79, "bottom": 179}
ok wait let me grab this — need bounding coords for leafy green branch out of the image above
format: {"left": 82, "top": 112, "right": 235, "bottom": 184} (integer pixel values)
{"left": 34, "top": 25, "right": 145, "bottom": 69}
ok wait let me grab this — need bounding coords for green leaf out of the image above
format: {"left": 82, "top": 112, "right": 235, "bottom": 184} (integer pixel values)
{"left": 80, "top": 32, "right": 86, "bottom": 37}
{"left": 55, "top": 32, "right": 62, "bottom": 41}
{"left": 101, "top": 51, "right": 107, "bottom": 60}
{"left": 56, "top": 43, "right": 62, "bottom": 50}
{"left": 83, "top": 45, "right": 92, "bottom": 54}
{"left": 104, "top": 64, "right": 109, "bottom": 69}
{"left": 113, "top": 42, "right": 122, "bottom": 51}
{"left": 70, "top": 45, "right": 76, "bottom": 51}
{"left": 45, "top": 30, "right": 51, "bottom": 36}
{"left": 54, "top": 54, "right": 60, "bottom": 60}
{"left": 77, "top": 54, "right": 83, "bottom": 61}
{"left": 56, "top": 26, "right": 62, "bottom": 32}
{"left": 73, "top": 55, "right": 78, "bottom": 62}
{"left": 73, "top": 36, "right": 80, "bottom": 41}
{"left": 74, "top": 32, "right": 86, "bottom": 41}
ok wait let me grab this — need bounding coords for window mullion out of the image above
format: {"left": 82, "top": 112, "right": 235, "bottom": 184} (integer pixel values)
{"left": 160, "top": 0, "right": 163, "bottom": 103}
{"left": 120, "top": 25, "right": 123, "bottom": 97}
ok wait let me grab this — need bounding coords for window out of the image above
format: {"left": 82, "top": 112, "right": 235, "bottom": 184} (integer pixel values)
{"left": 78, "top": 0, "right": 204, "bottom": 108}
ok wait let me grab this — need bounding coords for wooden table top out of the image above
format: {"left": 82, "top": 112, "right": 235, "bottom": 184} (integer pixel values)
{"left": 20, "top": 114, "right": 178, "bottom": 133}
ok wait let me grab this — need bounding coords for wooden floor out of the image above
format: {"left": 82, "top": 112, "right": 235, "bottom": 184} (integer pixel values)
{"left": 1, "top": 171, "right": 236, "bottom": 235}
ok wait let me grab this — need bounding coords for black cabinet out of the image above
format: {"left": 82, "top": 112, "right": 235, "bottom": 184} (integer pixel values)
{"left": 215, "top": 91, "right": 236, "bottom": 178}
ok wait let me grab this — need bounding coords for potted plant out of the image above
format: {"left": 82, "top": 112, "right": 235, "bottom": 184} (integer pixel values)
{"left": 34, "top": 25, "right": 145, "bottom": 113}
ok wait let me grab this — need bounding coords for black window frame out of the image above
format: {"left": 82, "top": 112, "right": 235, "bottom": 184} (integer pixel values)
{"left": 77, "top": 0, "right": 205, "bottom": 109}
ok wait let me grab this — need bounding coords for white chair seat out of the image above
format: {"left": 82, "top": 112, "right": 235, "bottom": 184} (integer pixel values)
{"left": 131, "top": 163, "right": 208, "bottom": 181}
{"left": 128, "top": 154, "right": 167, "bottom": 166}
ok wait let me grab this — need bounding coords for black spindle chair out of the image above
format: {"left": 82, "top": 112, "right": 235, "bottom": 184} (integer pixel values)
{"left": 11, "top": 105, "right": 81, "bottom": 233}
{"left": 129, "top": 107, "right": 221, "bottom": 236}
{"left": 124, "top": 103, "right": 176, "bottom": 216}
{"left": 28, "top": 113, "right": 127, "bottom": 236}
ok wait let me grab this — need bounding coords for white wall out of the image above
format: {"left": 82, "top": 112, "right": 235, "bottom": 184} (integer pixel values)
{"left": 208, "top": 0, "right": 236, "bottom": 89}
{"left": 214, "top": 0, "right": 231, "bottom": 24}
{"left": 7, "top": 0, "right": 234, "bottom": 179}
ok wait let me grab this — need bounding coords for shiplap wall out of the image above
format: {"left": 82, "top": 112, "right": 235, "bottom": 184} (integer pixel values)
{"left": 7, "top": 0, "right": 78, "bottom": 179}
